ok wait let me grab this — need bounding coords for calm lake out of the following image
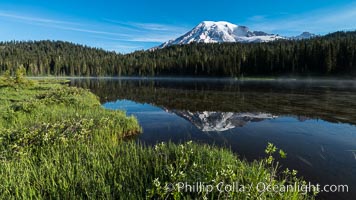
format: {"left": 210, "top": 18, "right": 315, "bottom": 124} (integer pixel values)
{"left": 71, "top": 77, "right": 356, "bottom": 200}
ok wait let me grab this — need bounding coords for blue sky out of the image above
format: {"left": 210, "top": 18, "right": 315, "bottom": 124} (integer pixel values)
{"left": 1, "top": 0, "right": 356, "bottom": 53}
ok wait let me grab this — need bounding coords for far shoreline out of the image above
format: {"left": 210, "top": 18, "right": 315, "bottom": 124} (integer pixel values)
{"left": 27, "top": 76, "right": 356, "bottom": 83}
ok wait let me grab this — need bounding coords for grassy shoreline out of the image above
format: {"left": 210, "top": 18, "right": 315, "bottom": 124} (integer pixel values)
{"left": 0, "top": 75, "right": 314, "bottom": 199}
{"left": 27, "top": 75, "right": 356, "bottom": 81}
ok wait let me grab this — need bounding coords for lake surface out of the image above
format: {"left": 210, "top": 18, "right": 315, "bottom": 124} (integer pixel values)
{"left": 71, "top": 77, "right": 356, "bottom": 200}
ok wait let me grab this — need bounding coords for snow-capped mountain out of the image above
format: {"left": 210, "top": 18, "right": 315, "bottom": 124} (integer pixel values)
{"left": 156, "top": 21, "right": 315, "bottom": 49}
{"left": 170, "top": 110, "right": 277, "bottom": 132}
{"left": 291, "top": 32, "right": 316, "bottom": 40}
{"left": 158, "top": 21, "right": 283, "bottom": 48}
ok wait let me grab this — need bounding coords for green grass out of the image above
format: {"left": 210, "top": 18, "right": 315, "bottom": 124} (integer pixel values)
{"left": 0, "top": 76, "right": 314, "bottom": 199}
{"left": 0, "top": 140, "right": 314, "bottom": 199}
{"left": 0, "top": 78, "right": 141, "bottom": 156}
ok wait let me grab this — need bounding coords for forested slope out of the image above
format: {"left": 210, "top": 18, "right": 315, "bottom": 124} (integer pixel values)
{"left": 1, "top": 31, "right": 356, "bottom": 77}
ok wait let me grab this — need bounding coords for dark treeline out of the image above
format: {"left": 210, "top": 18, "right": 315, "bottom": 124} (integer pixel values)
{"left": 0, "top": 41, "right": 127, "bottom": 76}
{"left": 1, "top": 31, "right": 356, "bottom": 77}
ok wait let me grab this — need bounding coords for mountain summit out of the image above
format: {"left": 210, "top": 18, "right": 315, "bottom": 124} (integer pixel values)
{"left": 157, "top": 21, "right": 315, "bottom": 48}
{"left": 158, "top": 21, "right": 284, "bottom": 48}
{"left": 292, "top": 32, "right": 316, "bottom": 40}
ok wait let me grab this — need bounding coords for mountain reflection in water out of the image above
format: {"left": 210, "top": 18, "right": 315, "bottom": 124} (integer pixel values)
{"left": 72, "top": 78, "right": 356, "bottom": 200}
{"left": 169, "top": 110, "right": 277, "bottom": 132}
{"left": 71, "top": 77, "right": 356, "bottom": 126}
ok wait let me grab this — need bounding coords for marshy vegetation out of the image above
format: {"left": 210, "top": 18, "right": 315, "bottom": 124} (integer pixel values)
{"left": 0, "top": 71, "right": 314, "bottom": 199}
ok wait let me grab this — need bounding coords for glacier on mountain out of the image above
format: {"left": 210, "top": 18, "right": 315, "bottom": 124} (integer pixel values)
{"left": 157, "top": 21, "right": 315, "bottom": 49}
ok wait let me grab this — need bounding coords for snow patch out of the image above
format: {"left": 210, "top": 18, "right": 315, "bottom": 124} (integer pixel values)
{"left": 154, "top": 21, "right": 315, "bottom": 49}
